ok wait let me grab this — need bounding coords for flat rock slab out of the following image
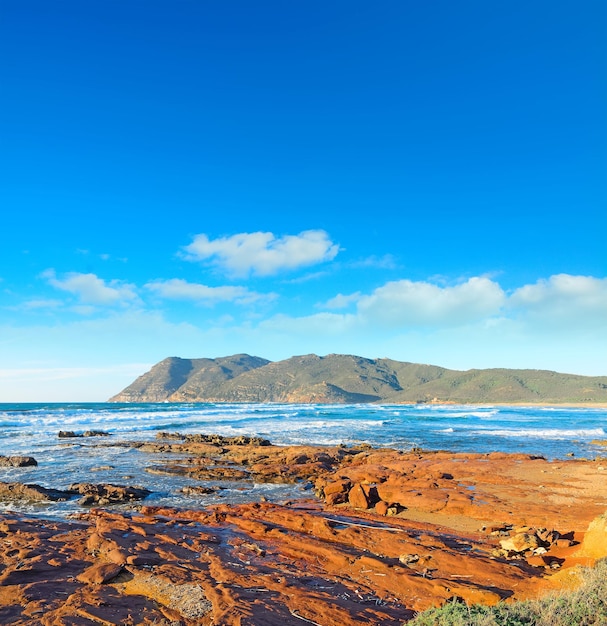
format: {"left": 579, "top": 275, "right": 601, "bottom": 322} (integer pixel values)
{"left": 76, "top": 562, "right": 123, "bottom": 584}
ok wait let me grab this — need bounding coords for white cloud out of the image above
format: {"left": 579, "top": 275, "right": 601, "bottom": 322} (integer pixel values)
{"left": 145, "top": 278, "right": 272, "bottom": 305}
{"left": 42, "top": 269, "right": 139, "bottom": 306}
{"left": 350, "top": 254, "right": 398, "bottom": 270}
{"left": 20, "top": 298, "right": 64, "bottom": 310}
{"left": 181, "top": 230, "right": 340, "bottom": 277}
{"left": 323, "top": 292, "right": 362, "bottom": 309}
{"left": 356, "top": 277, "right": 506, "bottom": 328}
{"left": 260, "top": 312, "right": 358, "bottom": 335}
{"left": 509, "top": 274, "right": 607, "bottom": 328}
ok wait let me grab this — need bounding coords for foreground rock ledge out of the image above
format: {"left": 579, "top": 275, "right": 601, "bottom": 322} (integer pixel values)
{"left": 1, "top": 447, "right": 606, "bottom": 625}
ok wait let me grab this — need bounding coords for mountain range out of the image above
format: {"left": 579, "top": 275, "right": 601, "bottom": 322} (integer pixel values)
{"left": 109, "top": 354, "right": 607, "bottom": 404}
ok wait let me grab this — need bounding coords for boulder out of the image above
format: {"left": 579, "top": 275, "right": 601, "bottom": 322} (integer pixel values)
{"left": 0, "top": 481, "right": 71, "bottom": 502}
{"left": 68, "top": 483, "right": 151, "bottom": 506}
{"left": 0, "top": 455, "right": 37, "bottom": 467}
{"left": 375, "top": 500, "right": 390, "bottom": 516}
{"left": 500, "top": 532, "right": 540, "bottom": 553}
{"left": 322, "top": 478, "right": 352, "bottom": 505}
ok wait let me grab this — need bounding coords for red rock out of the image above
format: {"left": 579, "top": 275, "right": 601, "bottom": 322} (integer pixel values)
{"left": 76, "top": 562, "right": 123, "bottom": 584}
{"left": 348, "top": 483, "right": 370, "bottom": 509}
{"left": 500, "top": 533, "right": 540, "bottom": 553}
{"left": 375, "top": 500, "right": 389, "bottom": 515}
{"left": 1, "top": 445, "right": 607, "bottom": 624}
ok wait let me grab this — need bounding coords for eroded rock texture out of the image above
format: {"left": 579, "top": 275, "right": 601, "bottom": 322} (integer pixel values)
{"left": 0, "top": 443, "right": 606, "bottom": 625}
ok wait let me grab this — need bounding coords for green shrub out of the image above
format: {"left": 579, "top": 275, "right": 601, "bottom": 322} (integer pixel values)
{"left": 408, "top": 559, "right": 607, "bottom": 626}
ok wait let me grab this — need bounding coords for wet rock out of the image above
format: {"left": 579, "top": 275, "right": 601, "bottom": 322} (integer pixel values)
{"left": 68, "top": 483, "right": 151, "bottom": 506}
{"left": 180, "top": 485, "right": 217, "bottom": 495}
{"left": 58, "top": 430, "right": 111, "bottom": 438}
{"left": 1, "top": 445, "right": 607, "bottom": 624}
{"left": 0, "top": 481, "right": 71, "bottom": 502}
{"left": 0, "top": 455, "right": 37, "bottom": 467}
{"left": 156, "top": 432, "right": 270, "bottom": 446}
{"left": 146, "top": 464, "right": 250, "bottom": 481}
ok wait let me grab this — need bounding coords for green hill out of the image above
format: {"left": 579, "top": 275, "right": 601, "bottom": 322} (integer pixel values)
{"left": 109, "top": 354, "right": 607, "bottom": 404}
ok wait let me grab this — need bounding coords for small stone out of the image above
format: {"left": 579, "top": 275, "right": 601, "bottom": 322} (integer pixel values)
{"left": 399, "top": 554, "right": 420, "bottom": 565}
{"left": 386, "top": 504, "right": 404, "bottom": 516}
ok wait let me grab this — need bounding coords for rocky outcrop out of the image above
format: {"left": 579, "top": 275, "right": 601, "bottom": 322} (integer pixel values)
{"left": 68, "top": 483, "right": 151, "bottom": 506}
{"left": 1, "top": 438, "right": 606, "bottom": 624}
{"left": 0, "top": 481, "right": 151, "bottom": 506}
{"left": 0, "top": 481, "right": 71, "bottom": 502}
{"left": 0, "top": 455, "right": 37, "bottom": 467}
{"left": 58, "top": 430, "right": 111, "bottom": 438}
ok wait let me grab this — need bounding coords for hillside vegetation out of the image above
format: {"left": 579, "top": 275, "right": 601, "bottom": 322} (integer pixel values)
{"left": 109, "top": 354, "right": 607, "bottom": 404}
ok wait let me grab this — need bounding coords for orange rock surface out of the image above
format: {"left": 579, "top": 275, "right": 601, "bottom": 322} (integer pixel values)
{"left": 1, "top": 444, "right": 606, "bottom": 625}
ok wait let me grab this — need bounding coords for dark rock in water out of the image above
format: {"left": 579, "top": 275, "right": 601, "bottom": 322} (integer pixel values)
{"left": 156, "top": 432, "right": 271, "bottom": 446}
{"left": 68, "top": 482, "right": 151, "bottom": 506}
{"left": 0, "top": 481, "right": 71, "bottom": 502}
{"left": 58, "top": 430, "right": 111, "bottom": 438}
{"left": 83, "top": 430, "right": 111, "bottom": 437}
{"left": 180, "top": 485, "right": 218, "bottom": 496}
{"left": 146, "top": 464, "right": 250, "bottom": 481}
{"left": 58, "top": 431, "right": 78, "bottom": 438}
{"left": 0, "top": 455, "right": 38, "bottom": 467}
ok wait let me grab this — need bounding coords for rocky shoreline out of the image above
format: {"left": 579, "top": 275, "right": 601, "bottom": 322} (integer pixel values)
{"left": 1, "top": 434, "right": 607, "bottom": 625}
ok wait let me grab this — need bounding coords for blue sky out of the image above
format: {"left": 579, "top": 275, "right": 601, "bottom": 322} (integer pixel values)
{"left": 1, "top": 0, "right": 606, "bottom": 401}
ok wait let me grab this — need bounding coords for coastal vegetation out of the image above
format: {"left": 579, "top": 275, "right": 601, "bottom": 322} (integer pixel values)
{"left": 409, "top": 558, "right": 607, "bottom": 625}
{"left": 110, "top": 353, "right": 607, "bottom": 404}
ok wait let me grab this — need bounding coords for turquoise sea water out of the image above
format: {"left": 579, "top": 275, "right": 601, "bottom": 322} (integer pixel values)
{"left": 1, "top": 402, "right": 606, "bottom": 517}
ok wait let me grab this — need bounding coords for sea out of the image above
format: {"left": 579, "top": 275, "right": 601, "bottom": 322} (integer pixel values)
{"left": 1, "top": 402, "right": 606, "bottom": 518}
